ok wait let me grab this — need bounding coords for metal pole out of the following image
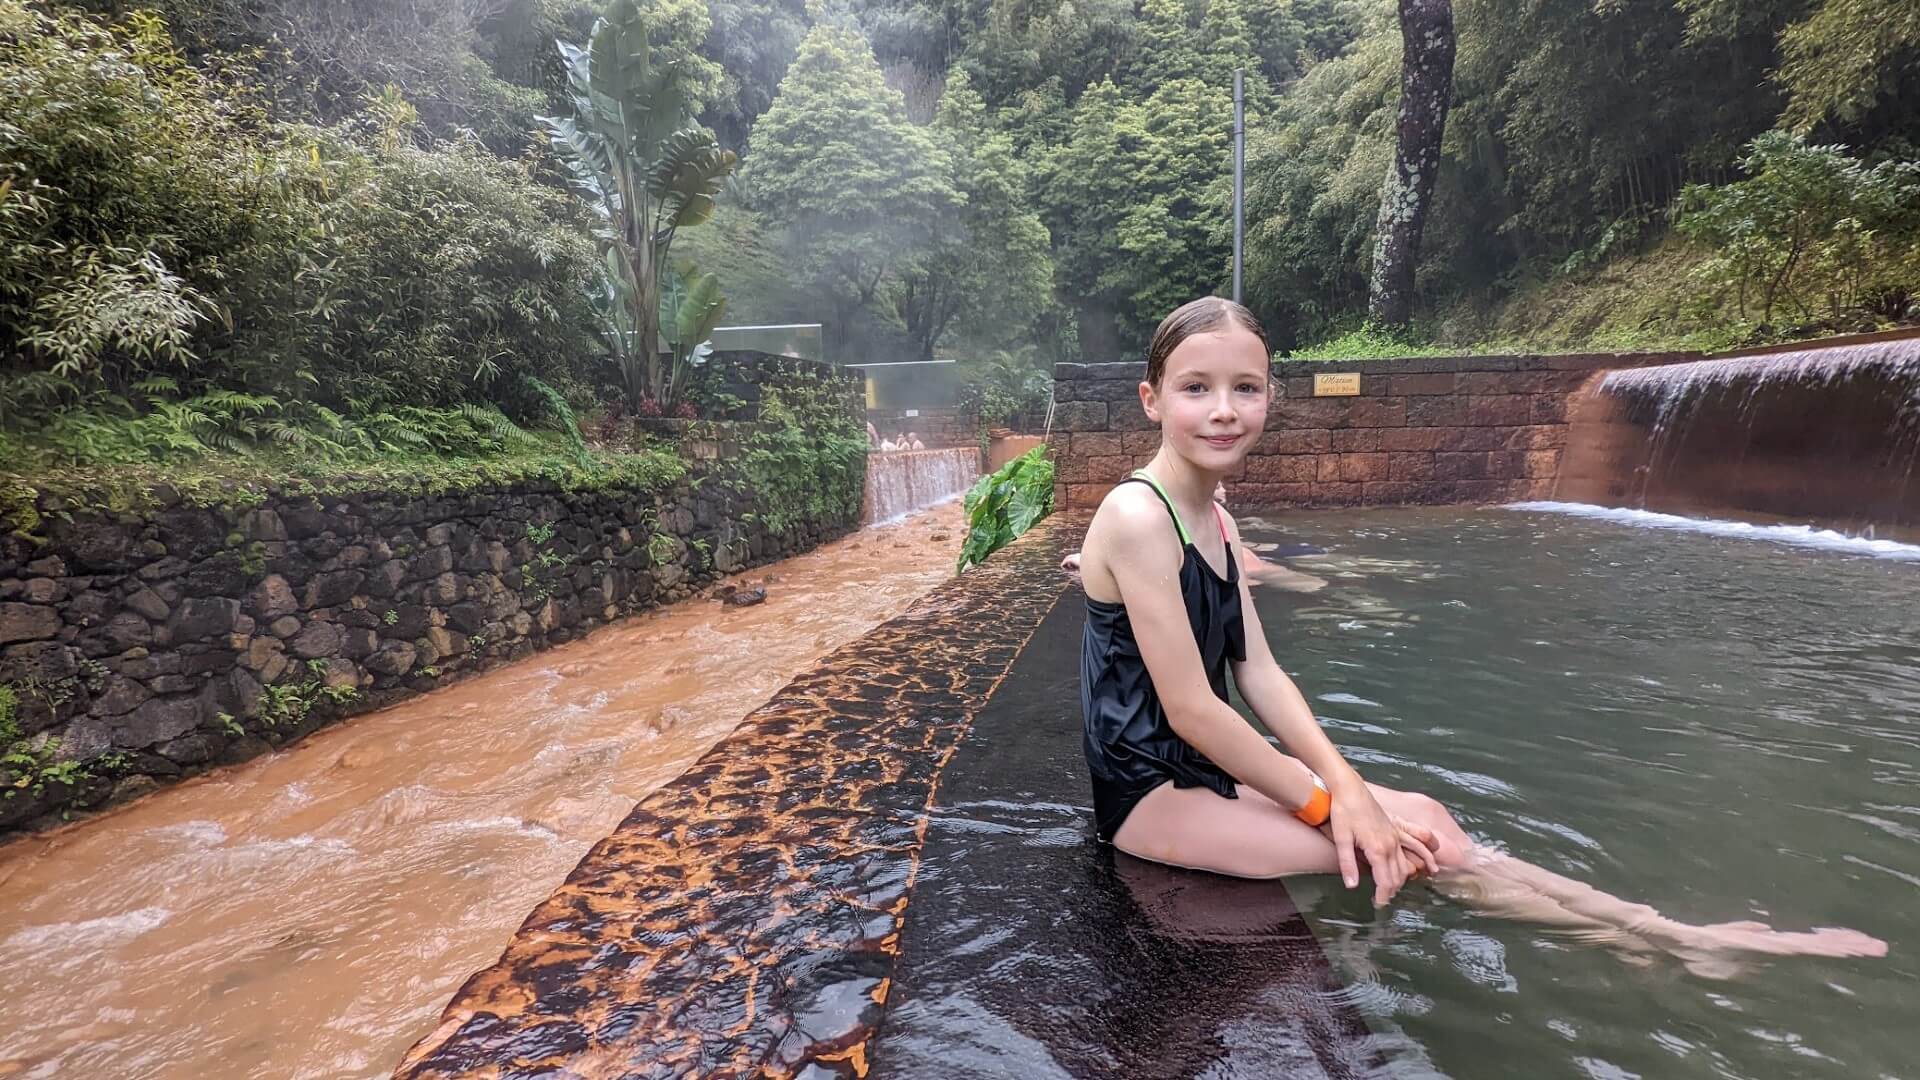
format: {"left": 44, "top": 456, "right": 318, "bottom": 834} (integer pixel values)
{"left": 1232, "top": 69, "right": 1244, "bottom": 304}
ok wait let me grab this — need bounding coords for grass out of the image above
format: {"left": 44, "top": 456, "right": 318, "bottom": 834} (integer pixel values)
{"left": 1287, "top": 237, "right": 1773, "bottom": 361}
{"left": 1, "top": 427, "right": 686, "bottom": 540}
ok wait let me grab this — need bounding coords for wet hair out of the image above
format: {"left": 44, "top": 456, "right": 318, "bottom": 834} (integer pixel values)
{"left": 1144, "top": 297, "right": 1272, "bottom": 388}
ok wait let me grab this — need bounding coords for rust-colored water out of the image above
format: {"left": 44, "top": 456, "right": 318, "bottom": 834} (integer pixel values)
{"left": 0, "top": 502, "right": 966, "bottom": 1080}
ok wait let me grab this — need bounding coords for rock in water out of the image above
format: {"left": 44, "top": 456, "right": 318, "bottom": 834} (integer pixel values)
{"left": 724, "top": 586, "right": 767, "bottom": 607}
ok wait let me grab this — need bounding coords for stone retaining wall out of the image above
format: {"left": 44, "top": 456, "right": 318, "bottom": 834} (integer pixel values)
{"left": 1048, "top": 353, "right": 1692, "bottom": 510}
{"left": 0, "top": 357, "right": 866, "bottom": 835}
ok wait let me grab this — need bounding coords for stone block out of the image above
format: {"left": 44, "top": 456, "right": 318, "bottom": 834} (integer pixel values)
{"left": 302, "top": 570, "right": 364, "bottom": 611}
{"left": 1052, "top": 401, "right": 1108, "bottom": 432}
{"left": 1230, "top": 483, "right": 1312, "bottom": 506}
{"left": 252, "top": 575, "right": 297, "bottom": 618}
{"left": 1337, "top": 453, "right": 1390, "bottom": 483}
{"left": 1379, "top": 428, "right": 1445, "bottom": 452}
{"left": 1388, "top": 452, "right": 1436, "bottom": 481}
{"left": 1254, "top": 429, "right": 1332, "bottom": 455}
{"left": 1503, "top": 425, "right": 1568, "bottom": 450}
{"left": 1064, "top": 483, "right": 1114, "bottom": 510}
{"left": 365, "top": 641, "right": 418, "bottom": 677}
{"left": 0, "top": 603, "right": 60, "bottom": 645}
{"left": 170, "top": 597, "right": 240, "bottom": 642}
{"left": 1359, "top": 481, "right": 1425, "bottom": 504}
{"left": 1530, "top": 395, "right": 1570, "bottom": 424}
{"left": 1406, "top": 396, "right": 1467, "bottom": 427}
{"left": 1459, "top": 371, "right": 1562, "bottom": 395}
{"left": 1466, "top": 395, "right": 1532, "bottom": 427}
{"left": 1433, "top": 427, "right": 1510, "bottom": 452}
{"left": 1307, "top": 482, "right": 1363, "bottom": 506}
{"left": 1523, "top": 450, "right": 1562, "bottom": 478}
{"left": 1086, "top": 456, "right": 1133, "bottom": 483}
{"left": 114, "top": 696, "right": 203, "bottom": 748}
{"left": 91, "top": 676, "right": 150, "bottom": 717}
{"left": 289, "top": 621, "right": 343, "bottom": 660}
{"left": 1331, "top": 429, "right": 1381, "bottom": 452}
{"left": 1108, "top": 400, "right": 1156, "bottom": 430}
{"left": 125, "top": 588, "right": 170, "bottom": 621}
{"left": 1272, "top": 399, "right": 1348, "bottom": 429}
{"left": 1387, "top": 373, "right": 1457, "bottom": 396}
{"left": 1244, "top": 455, "right": 1318, "bottom": 484}
{"left": 1347, "top": 398, "right": 1407, "bottom": 428}
{"left": 1434, "top": 452, "right": 1490, "bottom": 481}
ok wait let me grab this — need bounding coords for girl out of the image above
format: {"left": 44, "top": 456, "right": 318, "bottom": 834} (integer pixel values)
{"left": 1077, "top": 298, "right": 1885, "bottom": 969}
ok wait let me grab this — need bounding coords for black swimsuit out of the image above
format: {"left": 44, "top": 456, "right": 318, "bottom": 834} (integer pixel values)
{"left": 1081, "top": 471, "right": 1248, "bottom": 843}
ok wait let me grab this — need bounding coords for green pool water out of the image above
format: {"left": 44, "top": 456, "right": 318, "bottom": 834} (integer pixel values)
{"left": 1238, "top": 505, "right": 1918, "bottom": 1079}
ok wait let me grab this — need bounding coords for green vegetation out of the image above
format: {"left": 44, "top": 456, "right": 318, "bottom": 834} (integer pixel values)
{"left": 729, "top": 366, "right": 867, "bottom": 534}
{"left": 257, "top": 660, "right": 359, "bottom": 730}
{"left": 957, "top": 447, "right": 1054, "bottom": 573}
{"left": 5, "top": 0, "right": 1917, "bottom": 531}
{"left": 542, "top": 0, "right": 737, "bottom": 410}
{"left": 1, "top": 679, "right": 126, "bottom": 805}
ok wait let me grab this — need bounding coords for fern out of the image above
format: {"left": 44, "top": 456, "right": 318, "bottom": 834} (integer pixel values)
{"left": 522, "top": 375, "right": 590, "bottom": 466}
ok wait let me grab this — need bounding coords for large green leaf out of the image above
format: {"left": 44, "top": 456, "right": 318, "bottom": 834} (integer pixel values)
{"left": 588, "top": 0, "right": 653, "bottom": 144}
{"left": 647, "top": 129, "right": 738, "bottom": 231}
{"left": 665, "top": 269, "right": 727, "bottom": 348}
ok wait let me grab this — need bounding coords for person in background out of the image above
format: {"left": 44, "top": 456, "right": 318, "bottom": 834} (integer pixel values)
{"left": 908, "top": 432, "right": 927, "bottom": 451}
{"left": 867, "top": 420, "right": 881, "bottom": 450}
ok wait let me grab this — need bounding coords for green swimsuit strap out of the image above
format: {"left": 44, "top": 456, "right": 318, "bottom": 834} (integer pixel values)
{"left": 1127, "top": 469, "right": 1193, "bottom": 547}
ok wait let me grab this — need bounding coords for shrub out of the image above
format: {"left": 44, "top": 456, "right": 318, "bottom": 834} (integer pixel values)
{"left": 1, "top": 1, "right": 605, "bottom": 426}
{"left": 1676, "top": 132, "right": 1920, "bottom": 334}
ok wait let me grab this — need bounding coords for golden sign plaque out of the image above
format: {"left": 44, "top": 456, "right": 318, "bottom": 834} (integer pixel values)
{"left": 1313, "top": 372, "right": 1361, "bottom": 397}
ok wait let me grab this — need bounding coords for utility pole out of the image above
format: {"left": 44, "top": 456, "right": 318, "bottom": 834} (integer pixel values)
{"left": 1233, "top": 69, "right": 1245, "bottom": 304}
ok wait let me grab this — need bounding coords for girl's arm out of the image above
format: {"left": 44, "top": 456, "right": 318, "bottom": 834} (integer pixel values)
{"left": 1219, "top": 510, "right": 1429, "bottom": 904}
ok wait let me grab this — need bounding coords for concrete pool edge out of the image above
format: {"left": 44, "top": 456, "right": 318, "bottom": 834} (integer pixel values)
{"left": 392, "top": 516, "right": 1082, "bottom": 1078}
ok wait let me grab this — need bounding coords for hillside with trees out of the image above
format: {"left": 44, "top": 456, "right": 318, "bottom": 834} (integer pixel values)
{"left": 3, "top": 0, "right": 1917, "bottom": 465}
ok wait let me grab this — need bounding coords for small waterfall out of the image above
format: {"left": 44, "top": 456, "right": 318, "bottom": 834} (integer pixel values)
{"left": 863, "top": 448, "right": 980, "bottom": 524}
{"left": 1554, "top": 335, "right": 1920, "bottom": 534}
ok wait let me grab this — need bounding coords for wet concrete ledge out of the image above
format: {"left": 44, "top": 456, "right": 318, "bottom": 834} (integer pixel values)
{"left": 394, "top": 517, "right": 1081, "bottom": 1078}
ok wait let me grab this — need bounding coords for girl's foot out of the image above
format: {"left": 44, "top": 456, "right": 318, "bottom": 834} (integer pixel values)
{"left": 1651, "top": 918, "right": 1887, "bottom": 977}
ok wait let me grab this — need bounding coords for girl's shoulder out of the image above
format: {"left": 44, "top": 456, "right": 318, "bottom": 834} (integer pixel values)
{"left": 1087, "top": 479, "right": 1182, "bottom": 556}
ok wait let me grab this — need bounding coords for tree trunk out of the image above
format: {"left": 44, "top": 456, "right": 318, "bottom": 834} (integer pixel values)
{"left": 1368, "top": 0, "right": 1455, "bottom": 328}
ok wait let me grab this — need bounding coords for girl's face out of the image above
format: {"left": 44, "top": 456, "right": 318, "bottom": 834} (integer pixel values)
{"left": 1141, "top": 327, "right": 1270, "bottom": 474}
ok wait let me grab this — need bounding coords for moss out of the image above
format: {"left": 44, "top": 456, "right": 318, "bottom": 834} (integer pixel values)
{"left": 1, "top": 436, "right": 689, "bottom": 521}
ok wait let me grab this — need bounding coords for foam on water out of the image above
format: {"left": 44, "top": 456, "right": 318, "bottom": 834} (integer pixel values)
{"left": 3, "top": 906, "right": 172, "bottom": 951}
{"left": 1505, "top": 501, "right": 1920, "bottom": 561}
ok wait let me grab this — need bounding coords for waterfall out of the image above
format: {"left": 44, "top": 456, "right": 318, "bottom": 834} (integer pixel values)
{"left": 1554, "top": 334, "right": 1920, "bottom": 534}
{"left": 863, "top": 448, "right": 980, "bottom": 524}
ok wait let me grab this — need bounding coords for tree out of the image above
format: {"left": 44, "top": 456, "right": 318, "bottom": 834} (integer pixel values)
{"left": 890, "top": 71, "right": 1054, "bottom": 360}
{"left": 698, "top": 0, "right": 810, "bottom": 148}
{"left": 746, "top": 21, "right": 959, "bottom": 358}
{"left": 1040, "top": 75, "right": 1238, "bottom": 356}
{"left": 543, "top": 0, "right": 737, "bottom": 408}
{"left": 1367, "top": 0, "right": 1454, "bottom": 327}
{"left": 1776, "top": 0, "right": 1920, "bottom": 132}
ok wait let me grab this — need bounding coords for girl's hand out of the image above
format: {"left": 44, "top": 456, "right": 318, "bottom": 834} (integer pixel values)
{"left": 1393, "top": 815, "right": 1441, "bottom": 878}
{"left": 1329, "top": 785, "right": 1417, "bottom": 906}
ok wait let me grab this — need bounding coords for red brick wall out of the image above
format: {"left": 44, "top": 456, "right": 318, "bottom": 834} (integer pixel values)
{"left": 1048, "top": 354, "right": 1693, "bottom": 511}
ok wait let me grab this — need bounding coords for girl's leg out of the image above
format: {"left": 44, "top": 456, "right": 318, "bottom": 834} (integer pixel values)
{"left": 1116, "top": 775, "right": 1885, "bottom": 972}
{"left": 1362, "top": 782, "right": 1888, "bottom": 969}
{"left": 1112, "top": 782, "right": 1339, "bottom": 879}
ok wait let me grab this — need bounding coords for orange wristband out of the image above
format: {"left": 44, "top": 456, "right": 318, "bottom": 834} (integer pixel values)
{"left": 1294, "top": 774, "right": 1332, "bottom": 828}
